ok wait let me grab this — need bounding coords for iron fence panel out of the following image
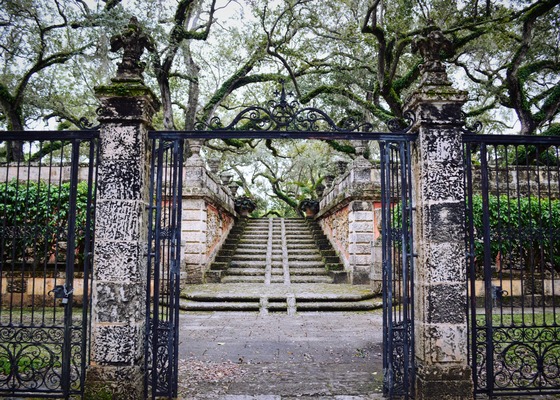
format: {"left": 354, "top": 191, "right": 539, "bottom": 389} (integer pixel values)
{"left": 464, "top": 134, "right": 560, "bottom": 397}
{"left": 0, "top": 132, "right": 98, "bottom": 398}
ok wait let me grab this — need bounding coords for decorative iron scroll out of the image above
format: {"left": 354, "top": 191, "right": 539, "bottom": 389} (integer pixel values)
{"left": 461, "top": 112, "right": 483, "bottom": 134}
{"left": 146, "top": 320, "right": 173, "bottom": 395}
{"left": 0, "top": 326, "right": 83, "bottom": 394}
{"left": 475, "top": 326, "right": 560, "bottom": 391}
{"left": 195, "top": 83, "right": 414, "bottom": 133}
{"left": 384, "top": 321, "right": 414, "bottom": 394}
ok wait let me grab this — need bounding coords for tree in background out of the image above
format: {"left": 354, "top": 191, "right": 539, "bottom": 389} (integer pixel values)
{"left": 0, "top": 0, "right": 558, "bottom": 213}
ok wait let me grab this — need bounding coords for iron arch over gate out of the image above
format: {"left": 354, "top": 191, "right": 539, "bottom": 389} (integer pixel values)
{"left": 145, "top": 87, "right": 417, "bottom": 399}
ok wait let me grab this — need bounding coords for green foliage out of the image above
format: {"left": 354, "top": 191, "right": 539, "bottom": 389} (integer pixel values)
{"left": 511, "top": 144, "right": 560, "bottom": 166}
{"left": 0, "top": 347, "right": 61, "bottom": 375}
{"left": 0, "top": 180, "right": 93, "bottom": 264}
{"left": 469, "top": 194, "right": 560, "bottom": 273}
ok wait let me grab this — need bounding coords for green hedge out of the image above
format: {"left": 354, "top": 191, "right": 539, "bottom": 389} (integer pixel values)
{"left": 0, "top": 180, "right": 93, "bottom": 264}
{"left": 469, "top": 194, "right": 560, "bottom": 273}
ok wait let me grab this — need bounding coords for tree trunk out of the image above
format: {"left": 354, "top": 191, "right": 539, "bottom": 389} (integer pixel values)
{"left": 5, "top": 106, "right": 25, "bottom": 161}
{"left": 157, "top": 75, "right": 175, "bottom": 130}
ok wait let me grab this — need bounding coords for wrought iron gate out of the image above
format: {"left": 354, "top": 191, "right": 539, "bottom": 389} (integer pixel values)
{"left": 145, "top": 136, "right": 184, "bottom": 399}
{"left": 144, "top": 86, "right": 416, "bottom": 399}
{"left": 0, "top": 132, "right": 98, "bottom": 398}
{"left": 380, "top": 139, "right": 415, "bottom": 398}
{"left": 464, "top": 134, "right": 560, "bottom": 397}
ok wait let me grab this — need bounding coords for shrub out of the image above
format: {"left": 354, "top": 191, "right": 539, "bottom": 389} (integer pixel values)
{"left": 0, "top": 180, "right": 93, "bottom": 265}
{"left": 469, "top": 194, "right": 560, "bottom": 274}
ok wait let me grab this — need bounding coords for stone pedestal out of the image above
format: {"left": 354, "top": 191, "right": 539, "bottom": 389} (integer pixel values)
{"left": 408, "top": 39, "right": 473, "bottom": 398}
{"left": 181, "top": 152, "right": 237, "bottom": 285}
{"left": 317, "top": 155, "right": 381, "bottom": 286}
{"left": 84, "top": 79, "right": 160, "bottom": 399}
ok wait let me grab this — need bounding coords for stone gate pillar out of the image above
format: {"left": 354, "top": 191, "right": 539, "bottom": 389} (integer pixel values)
{"left": 407, "top": 30, "right": 473, "bottom": 399}
{"left": 84, "top": 19, "right": 160, "bottom": 399}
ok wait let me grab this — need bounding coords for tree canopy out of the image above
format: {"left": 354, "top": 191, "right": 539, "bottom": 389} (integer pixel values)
{"left": 1, "top": 0, "right": 559, "bottom": 214}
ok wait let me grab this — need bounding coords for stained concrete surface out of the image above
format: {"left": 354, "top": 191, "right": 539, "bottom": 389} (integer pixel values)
{"left": 178, "top": 311, "right": 385, "bottom": 399}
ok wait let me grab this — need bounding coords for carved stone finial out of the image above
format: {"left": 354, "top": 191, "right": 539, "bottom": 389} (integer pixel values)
{"left": 110, "top": 17, "right": 154, "bottom": 81}
{"left": 412, "top": 28, "right": 454, "bottom": 86}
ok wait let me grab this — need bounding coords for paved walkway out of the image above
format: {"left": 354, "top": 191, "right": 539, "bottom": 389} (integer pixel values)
{"left": 178, "top": 311, "right": 385, "bottom": 399}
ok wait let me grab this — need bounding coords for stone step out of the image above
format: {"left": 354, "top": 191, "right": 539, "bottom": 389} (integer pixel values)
{"left": 232, "top": 254, "right": 271, "bottom": 260}
{"left": 225, "top": 268, "right": 266, "bottom": 276}
{"left": 287, "top": 261, "right": 327, "bottom": 268}
{"left": 180, "top": 299, "right": 261, "bottom": 311}
{"left": 286, "top": 241, "right": 317, "bottom": 246}
{"left": 229, "top": 261, "right": 267, "bottom": 267}
{"left": 286, "top": 254, "right": 322, "bottom": 261}
{"left": 238, "top": 237, "right": 268, "bottom": 242}
{"left": 284, "top": 244, "right": 318, "bottom": 250}
{"left": 179, "top": 284, "right": 381, "bottom": 312}
{"left": 182, "top": 285, "right": 378, "bottom": 302}
{"left": 221, "top": 276, "right": 266, "bottom": 284}
{"left": 286, "top": 267, "right": 328, "bottom": 275}
{"left": 295, "top": 299, "right": 381, "bottom": 311}
{"left": 286, "top": 276, "right": 333, "bottom": 284}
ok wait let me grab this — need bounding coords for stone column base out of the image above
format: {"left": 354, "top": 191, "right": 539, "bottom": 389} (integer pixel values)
{"left": 84, "top": 365, "right": 144, "bottom": 400}
{"left": 415, "top": 365, "right": 473, "bottom": 400}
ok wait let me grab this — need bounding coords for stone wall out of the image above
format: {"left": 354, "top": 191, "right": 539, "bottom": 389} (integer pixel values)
{"left": 181, "top": 148, "right": 237, "bottom": 284}
{"left": 0, "top": 165, "right": 94, "bottom": 183}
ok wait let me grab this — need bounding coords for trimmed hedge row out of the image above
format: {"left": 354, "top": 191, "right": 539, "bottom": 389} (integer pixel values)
{"left": 0, "top": 180, "right": 93, "bottom": 264}
{"left": 469, "top": 194, "right": 560, "bottom": 273}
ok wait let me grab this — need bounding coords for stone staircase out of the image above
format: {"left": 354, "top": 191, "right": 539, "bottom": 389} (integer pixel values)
{"left": 180, "top": 218, "right": 381, "bottom": 312}
{"left": 223, "top": 218, "right": 337, "bottom": 284}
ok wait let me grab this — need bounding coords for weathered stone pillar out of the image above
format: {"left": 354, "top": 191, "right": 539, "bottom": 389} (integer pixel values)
{"left": 85, "top": 19, "right": 160, "bottom": 399}
{"left": 408, "top": 30, "right": 473, "bottom": 399}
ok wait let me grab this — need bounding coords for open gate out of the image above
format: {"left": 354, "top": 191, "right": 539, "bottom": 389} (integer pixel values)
{"left": 144, "top": 87, "right": 416, "bottom": 399}
{"left": 145, "top": 137, "right": 184, "bottom": 399}
{"left": 380, "top": 139, "right": 415, "bottom": 398}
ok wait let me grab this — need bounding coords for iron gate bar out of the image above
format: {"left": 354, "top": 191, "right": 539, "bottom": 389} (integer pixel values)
{"left": 80, "top": 139, "right": 99, "bottom": 392}
{"left": 400, "top": 140, "right": 415, "bottom": 399}
{"left": 0, "top": 130, "right": 100, "bottom": 140}
{"left": 149, "top": 130, "right": 417, "bottom": 141}
{"left": 60, "top": 140, "right": 81, "bottom": 397}
{"left": 464, "top": 141, "right": 479, "bottom": 392}
{"left": 478, "top": 142, "right": 495, "bottom": 393}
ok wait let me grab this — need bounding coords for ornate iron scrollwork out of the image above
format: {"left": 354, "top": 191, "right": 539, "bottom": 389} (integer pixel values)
{"left": 195, "top": 82, "right": 414, "bottom": 133}
{"left": 387, "top": 110, "right": 415, "bottom": 133}
{"left": 462, "top": 112, "right": 483, "bottom": 133}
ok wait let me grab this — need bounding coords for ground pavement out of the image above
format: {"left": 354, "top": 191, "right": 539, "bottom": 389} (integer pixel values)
{"left": 177, "top": 310, "right": 385, "bottom": 400}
